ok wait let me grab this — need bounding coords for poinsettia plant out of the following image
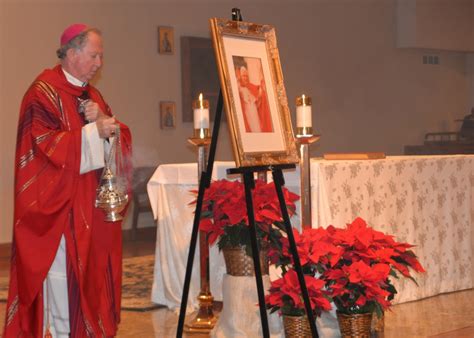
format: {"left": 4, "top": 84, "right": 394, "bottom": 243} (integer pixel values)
{"left": 269, "top": 218, "right": 425, "bottom": 317}
{"left": 266, "top": 227, "right": 336, "bottom": 316}
{"left": 265, "top": 269, "right": 332, "bottom": 317}
{"left": 194, "top": 179, "right": 300, "bottom": 256}
{"left": 322, "top": 218, "right": 425, "bottom": 316}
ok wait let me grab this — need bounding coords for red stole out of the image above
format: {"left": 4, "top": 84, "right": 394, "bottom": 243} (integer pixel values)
{"left": 241, "top": 82, "right": 273, "bottom": 133}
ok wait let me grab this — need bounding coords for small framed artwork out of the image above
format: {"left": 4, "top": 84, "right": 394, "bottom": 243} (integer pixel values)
{"left": 209, "top": 18, "right": 299, "bottom": 167}
{"left": 158, "top": 26, "right": 174, "bottom": 55}
{"left": 160, "top": 101, "right": 176, "bottom": 129}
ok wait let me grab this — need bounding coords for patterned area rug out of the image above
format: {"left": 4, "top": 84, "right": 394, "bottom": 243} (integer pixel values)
{"left": 0, "top": 276, "right": 7, "bottom": 302}
{"left": 0, "top": 255, "right": 161, "bottom": 312}
{"left": 121, "top": 254, "right": 161, "bottom": 311}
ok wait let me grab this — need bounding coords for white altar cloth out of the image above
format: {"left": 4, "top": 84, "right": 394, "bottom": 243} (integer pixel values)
{"left": 148, "top": 155, "right": 474, "bottom": 310}
{"left": 147, "top": 161, "right": 299, "bottom": 309}
{"left": 148, "top": 162, "right": 230, "bottom": 309}
{"left": 210, "top": 275, "right": 284, "bottom": 338}
{"left": 210, "top": 274, "right": 341, "bottom": 338}
{"left": 311, "top": 155, "right": 474, "bottom": 304}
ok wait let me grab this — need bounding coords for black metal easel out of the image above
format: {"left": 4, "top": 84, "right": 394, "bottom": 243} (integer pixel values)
{"left": 176, "top": 8, "right": 318, "bottom": 338}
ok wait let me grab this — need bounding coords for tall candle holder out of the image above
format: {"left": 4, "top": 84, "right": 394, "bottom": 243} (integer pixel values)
{"left": 184, "top": 99, "right": 216, "bottom": 333}
{"left": 295, "top": 95, "right": 319, "bottom": 229}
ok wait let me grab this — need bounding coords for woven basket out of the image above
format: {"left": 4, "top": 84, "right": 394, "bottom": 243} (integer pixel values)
{"left": 337, "top": 312, "right": 372, "bottom": 338}
{"left": 222, "top": 245, "right": 269, "bottom": 276}
{"left": 282, "top": 314, "right": 312, "bottom": 338}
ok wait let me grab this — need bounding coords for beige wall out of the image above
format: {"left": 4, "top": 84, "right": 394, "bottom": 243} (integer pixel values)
{"left": 0, "top": 1, "right": 8, "bottom": 243}
{"left": 0, "top": 0, "right": 472, "bottom": 243}
{"left": 397, "top": 0, "right": 474, "bottom": 51}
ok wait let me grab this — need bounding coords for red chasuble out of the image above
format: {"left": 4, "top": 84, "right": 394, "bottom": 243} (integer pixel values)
{"left": 3, "top": 65, "right": 132, "bottom": 337}
{"left": 240, "top": 82, "right": 273, "bottom": 133}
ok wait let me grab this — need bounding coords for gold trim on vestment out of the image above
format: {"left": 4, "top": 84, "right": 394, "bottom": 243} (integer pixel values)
{"left": 35, "top": 130, "right": 55, "bottom": 145}
{"left": 15, "top": 171, "right": 59, "bottom": 225}
{"left": 80, "top": 206, "right": 90, "bottom": 230}
{"left": 35, "top": 80, "right": 70, "bottom": 130}
{"left": 98, "top": 316, "right": 107, "bottom": 337}
{"left": 35, "top": 81, "right": 59, "bottom": 110}
{"left": 6, "top": 295, "right": 19, "bottom": 327}
{"left": 84, "top": 318, "right": 94, "bottom": 336}
{"left": 59, "top": 98, "right": 69, "bottom": 130}
{"left": 17, "top": 163, "right": 47, "bottom": 195}
{"left": 46, "top": 132, "right": 65, "bottom": 157}
{"left": 18, "top": 149, "right": 34, "bottom": 169}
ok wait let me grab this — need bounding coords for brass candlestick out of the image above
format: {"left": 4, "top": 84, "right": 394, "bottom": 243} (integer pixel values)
{"left": 194, "top": 128, "right": 210, "bottom": 139}
{"left": 184, "top": 130, "right": 217, "bottom": 333}
{"left": 295, "top": 94, "right": 319, "bottom": 229}
{"left": 296, "top": 134, "right": 320, "bottom": 229}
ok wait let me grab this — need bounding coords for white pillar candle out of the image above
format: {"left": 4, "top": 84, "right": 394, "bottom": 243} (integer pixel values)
{"left": 296, "top": 94, "right": 312, "bottom": 128}
{"left": 193, "top": 93, "right": 209, "bottom": 129}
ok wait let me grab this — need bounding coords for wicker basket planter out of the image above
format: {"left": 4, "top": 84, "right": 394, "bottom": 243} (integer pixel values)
{"left": 222, "top": 245, "right": 269, "bottom": 276}
{"left": 336, "top": 312, "right": 372, "bottom": 338}
{"left": 282, "top": 314, "right": 312, "bottom": 338}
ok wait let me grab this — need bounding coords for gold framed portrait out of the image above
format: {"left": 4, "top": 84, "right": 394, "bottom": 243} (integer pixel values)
{"left": 210, "top": 18, "right": 299, "bottom": 167}
{"left": 158, "top": 26, "right": 174, "bottom": 55}
{"left": 160, "top": 101, "right": 176, "bottom": 129}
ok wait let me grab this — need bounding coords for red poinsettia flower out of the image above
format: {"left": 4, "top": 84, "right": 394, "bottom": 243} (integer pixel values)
{"left": 277, "top": 228, "right": 342, "bottom": 269}
{"left": 266, "top": 269, "right": 332, "bottom": 316}
{"left": 253, "top": 181, "right": 299, "bottom": 225}
{"left": 193, "top": 179, "right": 300, "bottom": 251}
{"left": 199, "top": 218, "right": 224, "bottom": 245}
{"left": 320, "top": 218, "right": 425, "bottom": 314}
{"left": 270, "top": 217, "right": 425, "bottom": 316}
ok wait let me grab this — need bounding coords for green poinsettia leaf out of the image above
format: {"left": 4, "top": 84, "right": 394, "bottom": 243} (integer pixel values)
{"left": 200, "top": 210, "right": 213, "bottom": 218}
{"left": 374, "top": 303, "right": 384, "bottom": 318}
{"left": 389, "top": 269, "right": 399, "bottom": 279}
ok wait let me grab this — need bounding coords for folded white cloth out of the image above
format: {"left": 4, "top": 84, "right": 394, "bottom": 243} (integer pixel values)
{"left": 317, "top": 309, "right": 341, "bottom": 338}
{"left": 211, "top": 274, "right": 283, "bottom": 338}
{"left": 210, "top": 272, "right": 341, "bottom": 337}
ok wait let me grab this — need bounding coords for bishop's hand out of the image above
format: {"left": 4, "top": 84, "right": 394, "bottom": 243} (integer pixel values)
{"left": 96, "top": 116, "right": 117, "bottom": 139}
{"left": 82, "top": 100, "right": 105, "bottom": 123}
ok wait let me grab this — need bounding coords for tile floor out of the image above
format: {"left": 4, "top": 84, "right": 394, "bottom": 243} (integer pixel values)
{"left": 0, "top": 226, "right": 473, "bottom": 337}
{"left": 118, "top": 289, "right": 474, "bottom": 337}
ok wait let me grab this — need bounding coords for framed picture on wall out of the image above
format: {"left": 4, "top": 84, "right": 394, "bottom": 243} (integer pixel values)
{"left": 158, "top": 26, "right": 174, "bottom": 55}
{"left": 181, "top": 36, "right": 220, "bottom": 123}
{"left": 209, "top": 18, "right": 299, "bottom": 167}
{"left": 160, "top": 101, "right": 176, "bottom": 129}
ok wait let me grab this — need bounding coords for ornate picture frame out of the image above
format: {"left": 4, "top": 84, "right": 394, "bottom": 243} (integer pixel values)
{"left": 160, "top": 101, "right": 176, "bottom": 129}
{"left": 210, "top": 18, "right": 299, "bottom": 167}
{"left": 158, "top": 26, "right": 174, "bottom": 55}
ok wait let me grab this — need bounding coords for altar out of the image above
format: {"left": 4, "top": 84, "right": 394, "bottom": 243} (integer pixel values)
{"left": 148, "top": 155, "right": 474, "bottom": 309}
{"left": 147, "top": 161, "right": 300, "bottom": 309}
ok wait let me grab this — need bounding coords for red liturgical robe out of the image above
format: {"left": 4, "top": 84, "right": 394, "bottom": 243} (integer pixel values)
{"left": 3, "top": 65, "right": 132, "bottom": 337}
{"left": 239, "top": 82, "right": 273, "bottom": 133}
